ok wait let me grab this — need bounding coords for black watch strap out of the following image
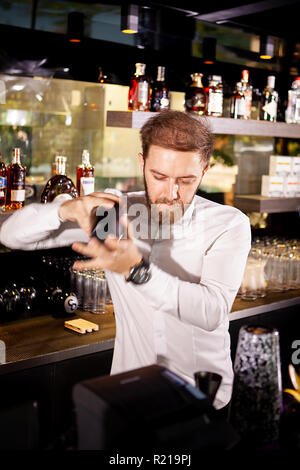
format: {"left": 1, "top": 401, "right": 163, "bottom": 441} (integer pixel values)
{"left": 126, "top": 257, "right": 151, "bottom": 285}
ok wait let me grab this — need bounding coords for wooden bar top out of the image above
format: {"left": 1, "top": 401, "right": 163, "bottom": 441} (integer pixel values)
{"left": 0, "top": 305, "right": 115, "bottom": 374}
{"left": 0, "top": 291, "right": 300, "bottom": 374}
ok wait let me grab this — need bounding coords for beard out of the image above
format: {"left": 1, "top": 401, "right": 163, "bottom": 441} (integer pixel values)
{"left": 144, "top": 174, "right": 195, "bottom": 226}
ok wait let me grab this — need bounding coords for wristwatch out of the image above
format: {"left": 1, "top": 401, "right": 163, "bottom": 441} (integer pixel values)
{"left": 126, "top": 257, "right": 151, "bottom": 285}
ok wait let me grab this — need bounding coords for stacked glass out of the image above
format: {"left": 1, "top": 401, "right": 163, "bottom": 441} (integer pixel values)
{"left": 71, "top": 269, "right": 108, "bottom": 314}
{"left": 238, "top": 237, "right": 300, "bottom": 301}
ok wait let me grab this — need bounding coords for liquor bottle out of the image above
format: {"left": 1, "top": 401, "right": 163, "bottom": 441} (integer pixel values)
{"left": 259, "top": 76, "right": 278, "bottom": 122}
{"left": 206, "top": 75, "right": 223, "bottom": 117}
{"left": 76, "top": 149, "right": 95, "bottom": 196}
{"left": 251, "top": 88, "right": 261, "bottom": 120}
{"left": 240, "top": 69, "right": 252, "bottom": 120}
{"left": 41, "top": 152, "right": 78, "bottom": 203}
{"left": 230, "top": 82, "right": 245, "bottom": 119}
{"left": 286, "top": 77, "right": 300, "bottom": 124}
{"left": 184, "top": 73, "right": 207, "bottom": 115}
{"left": 128, "top": 63, "right": 151, "bottom": 111}
{"left": 6, "top": 148, "right": 26, "bottom": 210}
{"left": 50, "top": 288, "right": 78, "bottom": 318}
{"left": 151, "top": 66, "right": 170, "bottom": 112}
{"left": 0, "top": 152, "right": 7, "bottom": 209}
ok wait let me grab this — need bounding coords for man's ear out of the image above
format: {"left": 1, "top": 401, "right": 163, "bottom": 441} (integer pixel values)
{"left": 138, "top": 152, "right": 144, "bottom": 171}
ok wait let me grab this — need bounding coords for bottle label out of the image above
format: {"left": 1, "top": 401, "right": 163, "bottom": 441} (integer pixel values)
{"left": 80, "top": 177, "right": 95, "bottom": 196}
{"left": 208, "top": 92, "right": 223, "bottom": 114}
{"left": 64, "top": 295, "right": 78, "bottom": 313}
{"left": 244, "top": 89, "right": 252, "bottom": 119}
{"left": 160, "top": 97, "right": 170, "bottom": 108}
{"left": 11, "top": 189, "right": 25, "bottom": 202}
{"left": 262, "top": 100, "right": 277, "bottom": 119}
{"left": 236, "top": 99, "right": 245, "bottom": 117}
{"left": 0, "top": 176, "right": 7, "bottom": 189}
{"left": 296, "top": 97, "right": 300, "bottom": 120}
{"left": 138, "top": 82, "right": 149, "bottom": 105}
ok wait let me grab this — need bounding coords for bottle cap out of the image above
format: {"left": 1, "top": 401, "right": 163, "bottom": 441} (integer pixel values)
{"left": 135, "top": 63, "right": 146, "bottom": 75}
{"left": 12, "top": 148, "right": 21, "bottom": 162}
{"left": 241, "top": 70, "right": 249, "bottom": 82}
{"left": 82, "top": 149, "right": 90, "bottom": 164}
{"left": 267, "top": 76, "right": 276, "bottom": 88}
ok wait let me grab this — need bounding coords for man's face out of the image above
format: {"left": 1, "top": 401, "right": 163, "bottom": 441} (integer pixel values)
{"left": 139, "top": 145, "right": 208, "bottom": 224}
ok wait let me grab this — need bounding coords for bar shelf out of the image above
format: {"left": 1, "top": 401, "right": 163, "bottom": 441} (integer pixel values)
{"left": 234, "top": 195, "right": 300, "bottom": 213}
{"left": 106, "top": 111, "right": 300, "bottom": 138}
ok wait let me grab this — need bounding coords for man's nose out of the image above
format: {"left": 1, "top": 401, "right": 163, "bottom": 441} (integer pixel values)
{"left": 166, "top": 181, "right": 179, "bottom": 200}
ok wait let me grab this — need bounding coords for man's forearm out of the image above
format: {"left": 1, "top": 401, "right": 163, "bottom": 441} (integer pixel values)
{"left": 0, "top": 202, "right": 88, "bottom": 250}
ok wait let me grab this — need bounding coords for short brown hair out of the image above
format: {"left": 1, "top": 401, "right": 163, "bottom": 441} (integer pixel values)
{"left": 140, "top": 110, "right": 214, "bottom": 165}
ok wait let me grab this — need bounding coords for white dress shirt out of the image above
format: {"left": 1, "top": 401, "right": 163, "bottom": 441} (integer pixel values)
{"left": 0, "top": 192, "right": 251, "bottom": 409}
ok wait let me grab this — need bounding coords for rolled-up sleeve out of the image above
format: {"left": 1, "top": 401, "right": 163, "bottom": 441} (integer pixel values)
{"left": 0, "top": 202, "right": 88, "bottom": 250}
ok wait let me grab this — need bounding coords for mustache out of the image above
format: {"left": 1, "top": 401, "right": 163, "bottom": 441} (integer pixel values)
{"left": 155, "top": 198, "right": 183, "bottom": 206}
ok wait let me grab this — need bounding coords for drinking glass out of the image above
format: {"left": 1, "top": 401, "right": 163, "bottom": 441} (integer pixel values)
{"left": 82, "top": 271, "right": 94, "bottom": 311}
{"left": 73, "top": 270, "right": 85, "bottom": 309}
{"left": 89, "top": 272, "right": 107, "bottom": 314}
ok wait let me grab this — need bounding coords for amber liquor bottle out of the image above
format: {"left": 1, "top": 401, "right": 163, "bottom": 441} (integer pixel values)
{"left": 76, "top": 149, "right": 95, "bottom": 196}
{"left": 184, "top": 73, "right": 207, "bottom": 115}
{"left": 41, "top": 153, "right": 78, "bottom": 203}
{"left": 128, "top": 63, "right": 151, "bottom": 111}
{"left": 6, "top": 148, "right": 26, "bottom": 210}
{"left": 151, "top": 66, "right": 170, "bottom": 112}
{"left": 0, "top": 152, "right": 7, "bottom": 209}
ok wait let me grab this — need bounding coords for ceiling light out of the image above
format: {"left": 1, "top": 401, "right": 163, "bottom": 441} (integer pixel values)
{"left": 121, "top": 4, "right": 139, "bottom": 34}
{"left": 68, "top": 12, "right": 84, "bottom": 43}
{"left": 203, "top": 38, "right": 216, "bottom": 64}
{"left": 260, "top": 36, "right": 275, "bottom": 60}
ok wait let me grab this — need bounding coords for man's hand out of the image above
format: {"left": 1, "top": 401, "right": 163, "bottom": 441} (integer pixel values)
{"left": 58, "top": 192, "right": 120, "bottom": 237}
{"left": 71, "top": 215, "right": 142, "bottom": 278}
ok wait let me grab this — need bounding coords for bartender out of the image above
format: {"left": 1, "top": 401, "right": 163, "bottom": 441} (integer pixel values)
{"left": 0, "top": 111, "right": 251, "bottom": 415}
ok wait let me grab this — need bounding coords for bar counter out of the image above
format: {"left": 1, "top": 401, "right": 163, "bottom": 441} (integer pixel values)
{"left": 1, "top": 289, "right": 299, "bottom": 374}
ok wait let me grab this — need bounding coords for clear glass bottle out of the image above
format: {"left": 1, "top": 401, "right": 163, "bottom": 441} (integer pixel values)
{"left": 230, "top": 82, "right": 245, "bottom": 119}
{"left": 259, "top": 76, "right": 278, "bottom": 122}
{"left": 128, "top": 63, "right": 151, "bottom": 112}
{"left": 285, "top": 77, "right": 300, "bottom": 123}
{"left": 251, "top": 88, "right": 261, "bottom": 120}
{"left": 151, "top": 66, "right": 170, "bottom": 112}
{"left": 6, "top": 148, "right": 26, "bottom": 211}
{"left": 206, "top": 75, "right": 223, "bottom": 117}
{"left": 241, "top": 69, "right": 252, "bottom": 120}
{"left": 41, "top": 152, "right": 78, "bottom": 203}
{"left": 76, "top": 149, "right": 95, "bottom": 196}
{"left": 184, "top": 73, "right": 207, "bottom": 115}
{"left": 0, "top": 152, "right": 7, "bottom": 210}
